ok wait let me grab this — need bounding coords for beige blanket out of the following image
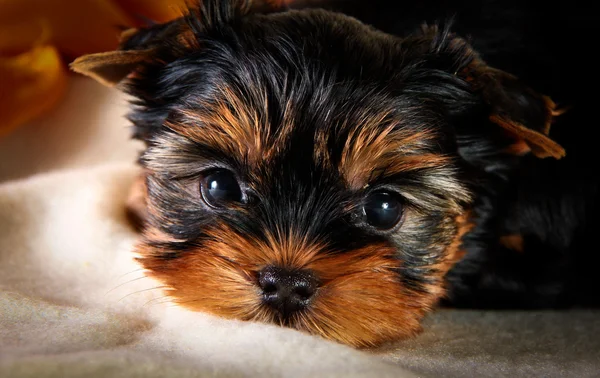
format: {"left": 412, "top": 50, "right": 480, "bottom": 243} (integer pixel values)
{"left": 1, "top": 77, "right": 598, "bottom": 377}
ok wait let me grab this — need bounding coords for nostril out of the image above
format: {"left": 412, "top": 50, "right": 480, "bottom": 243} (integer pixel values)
{"left": 257, "top": 266, "right": 319, "bottom": 315}
{"left": 293, "top": 285, "right": 315, "bottom": 301}
{"left": 288, "top": 273, "right": 317, "bottom": 300}
{"left": 261, "top": 282, "right": 277, "bottom": 295}
{"left": 258, "top": 266, "right": 280, "bottom": 294}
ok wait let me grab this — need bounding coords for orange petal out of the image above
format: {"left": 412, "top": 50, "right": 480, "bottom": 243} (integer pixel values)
{"left": 116, "top": 0, "right": 189, "bottom": 24}
{"left": 0, "top": 0, "right": 136, "bottom": 58}
{"left": 0, "top": 44, "right": 67, "bottom": 136}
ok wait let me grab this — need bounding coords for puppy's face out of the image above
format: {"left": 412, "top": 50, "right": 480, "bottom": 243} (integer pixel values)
{"left": 139, "top": 68, "right": 472, "bottom": 347}
{"left": 72, "top": 0, "right": 564, "bottom": 347}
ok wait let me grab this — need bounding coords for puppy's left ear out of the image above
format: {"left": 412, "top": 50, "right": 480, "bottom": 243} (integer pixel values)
{"left": 418, "top": 25, "right": 565, "bottom": 159}
{"left": 461, "top": 60, "right": 566, "bottom": 159}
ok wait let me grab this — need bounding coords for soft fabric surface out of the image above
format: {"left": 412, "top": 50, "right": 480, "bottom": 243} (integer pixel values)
{"left": 1, "top": 78, "right": 598, "bottom": 377}
{"left": 0, "top": 164, "right": 413, "bottom": 378}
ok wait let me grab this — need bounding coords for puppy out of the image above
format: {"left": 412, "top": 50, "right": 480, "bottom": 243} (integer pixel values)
{"left": 72, "top": 0, "right": 599, "bottom": 347}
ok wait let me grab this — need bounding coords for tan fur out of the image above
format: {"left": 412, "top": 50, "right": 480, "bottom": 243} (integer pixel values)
{"left": 338, "top": 115, "right": 443, "bottom": 189}
{"left": 125, "top": 173, "right": 148, "bottom": 231}
{"left": 168, "top": 86, "right": 295, "bottom": 166}
{"left": 136, "top": 223, "right": 450, "bottom": 347}
{"left": 441, "top": 212, "right": 475, "bottom": 269}
{"left": 490, "top": 115, "right": 566, "bottom": 159}
{"left": 500, "top": 234, "right": 525, "bottom": 253}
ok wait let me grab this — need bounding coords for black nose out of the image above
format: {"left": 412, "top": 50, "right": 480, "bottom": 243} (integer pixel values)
{"left": 258, "top": 266, "right": 318, "bottom": 317}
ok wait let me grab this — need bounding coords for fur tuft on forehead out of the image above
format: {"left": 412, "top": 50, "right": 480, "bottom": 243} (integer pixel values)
{"left": 166, "top": 84, "right": 290, "bottom": 166}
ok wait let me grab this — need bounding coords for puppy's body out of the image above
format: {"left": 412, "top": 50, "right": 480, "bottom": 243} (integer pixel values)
{"left": 72, "top": 0, "right": 599, "bottom": 347}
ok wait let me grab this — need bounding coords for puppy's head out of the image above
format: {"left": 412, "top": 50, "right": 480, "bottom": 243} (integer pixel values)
{"left": 72, "top": 0, "right": 564, "bottom": 347}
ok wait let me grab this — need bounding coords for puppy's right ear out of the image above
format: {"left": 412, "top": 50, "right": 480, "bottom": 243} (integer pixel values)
{"left": 70, "top": 18, "right": 191, "bottom": 87}
{"left": 69, "top": 49, "right": 152, "bottom": 87}
{"left": 70, "top": 0, "right": 288, "bottom": 87}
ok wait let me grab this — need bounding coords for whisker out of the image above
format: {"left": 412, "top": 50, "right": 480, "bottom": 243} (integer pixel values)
{"left": 143, "top": 296, "right": 172, "bottom": 307}
{"left": 117, "top": 286, "right": 168, "bottom": 302}
{"left": 105, "top": 275, "right": 150, "bottom": 296}
{"left": 211, "top": 254, "right": 256, "bottom": 282}
{"left": 169, "top": 299, "right": 202, "bottom": 307}
{"left": 251, "top": 307, "right": 273, "bottom": 323}
{"left": 115, "top": 268, "right": 146, "bottom": 280}
{"left": 301, "top": 310, "right": 327, "bottom": 336}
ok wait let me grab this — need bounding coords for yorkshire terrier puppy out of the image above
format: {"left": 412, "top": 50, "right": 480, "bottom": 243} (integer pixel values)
{"left": 72, "top": 0, "right": 598, "bottom": 347}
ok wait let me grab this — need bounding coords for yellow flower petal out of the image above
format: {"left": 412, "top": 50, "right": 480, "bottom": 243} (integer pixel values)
{"left": 0, "top": 0, "right": 188, "bottom": 134}
{"left": 0, "top": 44, "right": 67, "bottom": 136}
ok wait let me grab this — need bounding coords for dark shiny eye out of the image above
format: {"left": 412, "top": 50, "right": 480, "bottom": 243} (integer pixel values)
{"left": 200, "top": 170, "right": 243, "bottom": 207}
{"left": 363, "top": 191, "right": 404, "bottom": 230}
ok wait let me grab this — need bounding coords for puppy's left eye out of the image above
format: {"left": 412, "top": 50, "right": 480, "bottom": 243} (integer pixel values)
{"left": 200, "top": 170, "right": 243, "bottom": 207}
{"left": 362, "top": 191, "right": 404, "bottom": 230}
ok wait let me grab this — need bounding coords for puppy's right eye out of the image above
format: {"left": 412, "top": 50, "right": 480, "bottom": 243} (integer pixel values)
{"left": 200, "top": 170, "right": 243, "bottom": 208}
